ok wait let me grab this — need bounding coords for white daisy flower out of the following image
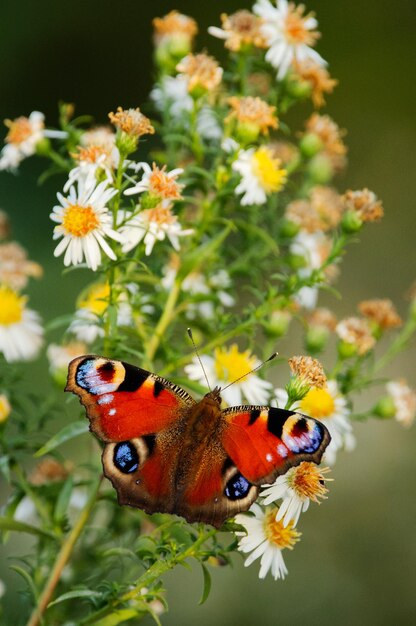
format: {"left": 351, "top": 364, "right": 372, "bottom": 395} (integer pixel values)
{"left": 125, "top": 162, "right": 184, "bottom": 200}
{"left": 64, "top": 144, "right": 120, "bottom": 191}
{"left": 290, "top": 230, "right": 332, "bottom": 309}
{"left": 50, "top": 176, "right": 122, "bottom": 271}
{"left": 0, "top": 286, "right": 43, "bottom": 362}
{"left": 253, "top": 0, "right": 326, "bottom": 80}
{"left": 274, "top": 380, "right": 354, "bottom": 465}
{"left": 235, "top": 503, "right": 301, "bottom": 580}
{"left": 0, "top": 111, "right": 45, "bottom": 171}
{"left": 185, "top": 344, "right": 272, "bottom": 406}
{"left": 119, "top": 206, "right": 193, "bottom": 256}
{"left": 262, "top": 461, "right": 331, "bottom": 527}
{"left": 151, "top": 75, "right": 193, "bottom": 119}
{"left": 386, "top": 380, "right": 416, "bottom": 428}
{"left": 232, "top": 146, "right": 286, "bottom": 206}
{"left": 68, "top": 282, "right": 134, "bottom": 344}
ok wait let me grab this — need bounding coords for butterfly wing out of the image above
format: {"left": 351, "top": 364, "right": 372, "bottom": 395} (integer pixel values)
{"left": 66, "top": 355, "right": 196, "bottom": 516}
{"left": 66, "top": 355, "right": 195, "bottom": 442}
{"left": 221, "top": 405, "right": 331, "bottom": 485}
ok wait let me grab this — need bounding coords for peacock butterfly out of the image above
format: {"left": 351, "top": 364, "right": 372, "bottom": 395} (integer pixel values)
{"left": 66, "top": 355, "right": 331, "bottom": 528}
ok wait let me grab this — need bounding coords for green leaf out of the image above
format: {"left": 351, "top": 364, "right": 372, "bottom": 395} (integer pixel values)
{"left": 93, "top": 608, "right": 144, "bottom": 626}
{"left": 54, "top": 477, "right": 74, "bottom": 523}
{"left": 9, "top": 565, "right": 38, "bottom": 602}
{"left": 34, "top": 420, "right": 89, "bottom": 457}
{"left": 199, "top": 563, "right": 212, "bottom": 605}
{"left": 48, "top": 589, "right": 103, "bottom": 608}
{"left": 0, "top": 517, "right": 57, "bottom": 540}
{"left": 0, "top": 454, "right": 11, "bottom": 483}
{"left": 101, "top": 547, "right": 137, "bottom": 559}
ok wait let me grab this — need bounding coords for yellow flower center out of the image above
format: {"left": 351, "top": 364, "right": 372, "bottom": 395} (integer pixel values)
{"left": 72, "top": 145, "right": 109, "bottom": 165}
{"left": 62, "top": 204, "right": 100, "bottom": 237}
{"left": 0, "top": 286, "right": 25, "bottom": 325}
{"left": 214, "top": 344, "right": 257, "bottom": 384}
{"left": 5, "top": 117, "right": 32, "bottom": 145}
{"left": 284, "top": 6, "right": 318, "bottom": 46}
{"left": 0, "top": 394, "right": 11, "bottom": 423}
{"left": 252, "top": 147, "right": 286, "bottom": 192}
{"left": 145, "top": 206, "right": 175, "bottom": 225}
{"left": 264, "top": 509, "right": 301, "bottom": 549}
{"left": 149, "top": 165, "right": 182, "bottom": 199}
{"left": 79, "top": 282, "right": 110, "bottom": 315}
{"left": 300, "top": 386, "right": 335, "bottom": 419}
{"left": 287, "top": 462, "right": 330, "bottom": 502}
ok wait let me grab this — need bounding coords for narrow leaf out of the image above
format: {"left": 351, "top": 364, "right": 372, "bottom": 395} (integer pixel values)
{"left": 0, "top": 517, "right": 57, "bottom": 540}
{"left": 9, "top": 565, "right": 38, "bottom": 602}
{"left": 199, "top": 564, "right": 211, "bottom": 605}
{"left": 34, "top": 420, "right": 89, "bottom": 457}
{"left": 54, "top": 477, "right": 74, "bottom": 523}
{"left": 48, "top": 589, "right": 102, "bottom": 608}
{"left": 93, "top": 608, "right": 144, "bottom": 626}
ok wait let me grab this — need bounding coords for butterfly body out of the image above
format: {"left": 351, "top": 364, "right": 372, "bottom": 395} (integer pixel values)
{"left": 66, "top": 355, "right": 330, "bottom": 528}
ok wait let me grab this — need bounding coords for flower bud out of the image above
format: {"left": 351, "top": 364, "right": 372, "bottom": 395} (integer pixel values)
{"left": 305, "top": 326, "right": 330, "bottom": 354}
{"left": 264, "top": 310, "right": 291, "bottom": 338}
{"left": 341, "top": 209, "right": 363, "bottom": 233}
{"left": 307, "top": 154, "right": 333, "bottom": 184}
{"left": 337, "top": 339, "right": 358, "bottom": 359}
{"left": 300, "top": 133, "right": 323, "bottom": 158}
{"left": 278, "top": 218, "right": 300, "bottom": 239}
{"left": 373, "top": 396, "right": 396, "bottom": 419}
{"left": 35, "top": 137, "right": 51, "bottom": 156}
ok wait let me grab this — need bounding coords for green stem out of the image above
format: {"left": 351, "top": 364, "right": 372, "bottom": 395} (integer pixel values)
{"left": 80, "top": 527, "right": 216, "bottom": 625}
{"left": 26, "top": 477, "right": 102, "bottom": 626}
{"left": 143, "top": 279, "right": 182, "bottom": 367}
{"left": 372, "top": 318, "right": 416, "bottom": 374}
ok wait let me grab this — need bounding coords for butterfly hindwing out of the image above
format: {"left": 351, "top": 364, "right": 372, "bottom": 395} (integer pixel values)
{"left": 222, "top": 405, "right": 331, "bottom": 484}
{"left": 66, "top": 355, "right": 195, "bottom": 442}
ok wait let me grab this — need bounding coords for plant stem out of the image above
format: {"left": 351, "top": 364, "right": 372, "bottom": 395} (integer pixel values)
{"left": 144, "top": 278, "right": 181, "bottom": 367}
{"left": 80, "top": 527, "right": 216, "bottom": 625}
{"left": 26, "top": 477, "right": 102, "bottom": 626}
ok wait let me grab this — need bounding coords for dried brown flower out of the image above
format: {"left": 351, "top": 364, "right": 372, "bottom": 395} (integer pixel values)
{"left": 342, "top": 189, "right": 384, "bottom": 223}
{"left": 108, "top": 107, "right": 154, "bottom": 138}
{"left": 305, "top": 113, "right": 347, "bottom": 171}
{"left": 29, "top": 458, "right": 71, "bottom": 486}
{"left": 336, "top": 317, "right": 376, "bottom": 354}
{"left": 288, "top": 355, "right": 327, "bottom": 388}
{"left": 226, "top": 96, "right": 278, "bottom": 135}
{"left": 293, "top": 60, "right": 338, "bottom": 108}
{"left": 307, "top": 308, "right": 337, "bottom": 331}
{"left": 0, "top": 241, "right": 43, "bottom": 290}
{"left": 153, "top": 11, "right": 198, "bottom": 45}
{"left": 209, "top": 10, "right": 267, "bottom": 51}
{"left": 358, "top": 299, "right": 402, "bottom": 330}
{"left": 176, "top": 53, "right": 223, "bottom": 92}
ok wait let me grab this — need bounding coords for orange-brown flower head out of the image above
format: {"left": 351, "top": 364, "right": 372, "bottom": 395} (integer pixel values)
{"left": 292, "top": 60, "right": 338, "bottom": 108}
{"left": 153, "top": 10, "right": 198, "bottom": 47}
{"left": 358, "top": 299, "right": 402, "bottom": 331}
{"left": 0, "top": 210, "right": 10, "bottom": 240}
{"left": 176, "top": 53, "right": 223, "bottom": 95}
{"left": 208, "top": 10, "right": 267, "bottom": 52}
{"left": 226, "top": 96, "right": 278, "bottom": 143}
{"left": 147, "top": 163, "right": 184, "bottom": 200}
{"left": 108, "top": 107, "right": 154, "bottom": 139}
{"left": 29, "top": 458, "right": 71, "bottom": 486}
{"left": 288, "top": 355, "right": 327, "bottom": 389}
{"left": 336, "top": 316, "right": 376, "bottom": 356}
{"left": 307, "top": 307, "right": 337, "bottom": 332}
{"left": 342, "top": 188, "right": 384, "bottom": 223}
{"left": 0, "top": 242, "right": 43, "bottom": 290}
{"left": 303, "top": 113, "right": 347, "bottom": 171}
{"left": 310, "top": 185, "right": 344, "bottom": 230}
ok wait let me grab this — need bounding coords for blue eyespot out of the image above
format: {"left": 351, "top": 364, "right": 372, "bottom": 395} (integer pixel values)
{"left": 113, "top": 442, "right": 139, "bottom": 474}
{"left": 224, "top": 473, "right": 251, "bottom": 500}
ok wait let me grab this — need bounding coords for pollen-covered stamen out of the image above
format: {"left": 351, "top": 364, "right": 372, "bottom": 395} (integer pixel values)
{"left": 148, "top": 164, "right": 183, "bottom": 199}
{"left": 288, "top": 355, "right": 327, "bottom": 389}
{"left": 214, "top": 344, "right": 257, "bottom": 384}
{"left": 284, "top": 3, "right": 319, "bottom": 46}
{"left": 108, "top": 107, "right": 155, "bottom": 138}
{"left": 71, "top": 145, "right": 109, "bottom": 165}
{"left": 62, "top": 205, "right": 100, "bottom": 237}
{"left": 251, "top": 147, "right": 287, "bottom": 191}
{"left": 286, "top": 462, "right": 331, "bottom": 502}
{"left": 4, "top": 117, "right": 34, "bottom": 145}
{"left": 264, "top": 510, "right": 301, "bottom": 549}
{"left": 0, "top": 286, "right": 25, "bottom": 325}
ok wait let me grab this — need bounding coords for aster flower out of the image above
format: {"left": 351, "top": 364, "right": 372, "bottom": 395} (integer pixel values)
{"left": 108, "top": 107, "right": 154, "bottom": 138}
{"left": 235, "top": 504, "right": 301, "bottom": 580}
{"left": 0, "top": 394, "right": 11, "bottom": 423}
{"left": 342, "top": 188, "right": 384, "bottom": 223}
{"left": 184, "top": 344, "right": 272, "bottom": 406}
{"left": 208, "top": 10, "right": 267, "bottom": 51}
{"left": 0, "top": 286, "right": 43, "bottom": 362}
{"left": 0, "top": 241, "right": 43, "bottom": 290}
{"left": 65, "top": 143, "right": 120, "bottom": 191}
{"left": 0, "top": 111, "right": 45, "bottom": 171}
{"left": 68, "top": 282, "right": 134, "bottom": 344}
{"left": 290, "top": 230, "right": 334, "bottom": 309}
{"left": 232, "top": 146, "right": 287, "bottom": 205}
{"left": 292, "top": 59, "right": 338, "bottom": 108}
{"left": 358, "top": 299, "right": 402, "bottom": 331}
{"left": 335, "top": 316, "right": 376, "bottom": 356}
{"left": 226, "top": 96, "right": 278, "bottom": 140}
{"left": 385, "top": 380, "right": 416, "bottom": 428}
{"left": 119, "top": 206, "right": 193, "bottom": 256}
{"left": 254, "top": 0, "right": 326, "bottom": 80}
{"left": 262, "top": 461, "right": 331, "bottom": 526}
{"left": 304, "top": 113, "right": 347, "bottom": 171}
{"left": 50, "top": 176, "right": 122, "bottom": 271}
{"left": 176, "top": 53, "right": 223, "bottom": 93}
{"left": 125, "top": 162, "right": 184, "bottom": 201}
{"left": 153, "top": 10, "right": 198, "bottom": 50}
{"left": 275, "top": 379, "right": 354, "bottom": 465}
{"left": 288, "top": 355, "right": 326, "bottom": 389}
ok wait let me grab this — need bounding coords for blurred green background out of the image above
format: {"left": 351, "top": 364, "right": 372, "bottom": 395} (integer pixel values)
{"left": 1, "top": 0, "right": 415, "bottom": 624}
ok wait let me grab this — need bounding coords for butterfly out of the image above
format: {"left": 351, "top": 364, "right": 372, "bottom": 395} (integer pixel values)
{"left": 66, "top": 355, "right": 331, "bottom": 528}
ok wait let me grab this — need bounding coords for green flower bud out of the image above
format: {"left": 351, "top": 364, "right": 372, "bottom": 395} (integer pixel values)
{"left": 288, "top": 79, "right": 312, "bottom": 100}
{"left": 286, "top": 376, "right": 310, "bottom": 405}
{"left": 305, "top": 326, "right": 330, "bottom": 354}
{"left": 341, "top": 209, "right": 363, "bottom": 233}
{"left": 337, "top": 340, "right": 358, "bottom": 359}
{"left": 308, "top": 154, "right": 333, "bottom": 184}
{"left": 115, "top": 131, "right": 138, "bottom": 155}
{"left": 35, "top": 137, "right": 51, "bottom": 156}
{"left": 300, "top": 132, "right": 323, "bottom": 158}
{"left": 373, "top": 396, "right": 396, "bottom": 419}
{"left": 288, "top": 253, "right": 307, "bottom": 270}
{"left": 235, "top": 121, "right": 261, "bottom": 145}
{"left": 141, "top": 193, "right": 161, "bottom": 209}
{"left": 264, "top": 311, "right": 291, "bottom": 338}
{"left": 279, "top": 218, "right": 300, "bottom": 239}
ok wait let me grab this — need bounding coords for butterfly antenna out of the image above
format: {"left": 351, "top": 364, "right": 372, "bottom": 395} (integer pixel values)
{"left": 221, "top": 352, "right": 278, "bottom": 392}
{"left": 187, "top": 328, "right": 212, "bottom": 391}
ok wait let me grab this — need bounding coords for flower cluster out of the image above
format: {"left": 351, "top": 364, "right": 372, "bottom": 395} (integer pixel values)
{"left": 0, "top": 1, "right": 414, "bottom": 623}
